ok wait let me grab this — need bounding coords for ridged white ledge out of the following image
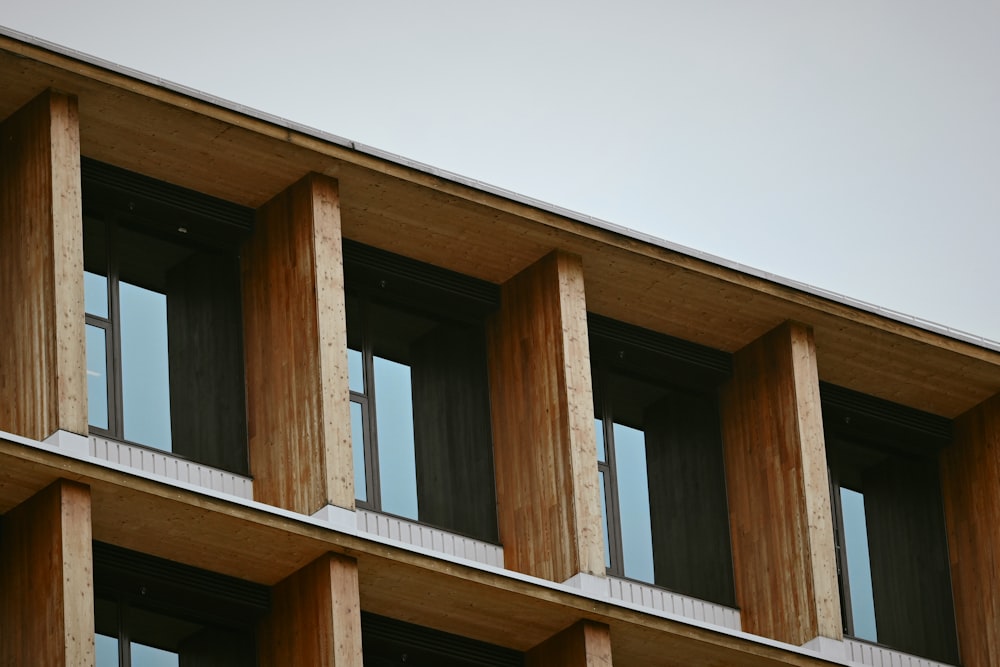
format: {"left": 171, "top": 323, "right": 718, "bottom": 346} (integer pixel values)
{"left": 606, "top": 575, "right": 741, "bottom": 631}
{"left": 844, "top": 638, "right": 955, "bottom": 667}
{"left": 356, "top": 509, "right": 504, "bottom": 568}
{"left": 89, "top": 436, "right": 254, "bottom": 500}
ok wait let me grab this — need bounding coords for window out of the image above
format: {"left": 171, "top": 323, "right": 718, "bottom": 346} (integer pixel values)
{"left": 590, "top": 315, "right": 734, "bottom": 606}
{"left": 362, "top": 612, "right": 522, "bottom": 667}
{"left": 93, "top": 542, "right": 267, "bottom": 667}
{"left": 823, "top": 383, "right": 958, "bottom": 663}
{"left": 345, "top": 241, "right": 499, "bottom": 543}
{"left": 82, "top": 160, "right": 252, "bottom": 474}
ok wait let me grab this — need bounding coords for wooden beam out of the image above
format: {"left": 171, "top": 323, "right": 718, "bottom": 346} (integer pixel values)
{"left": 487, "top": 251, "right": 604, "bottom": 582}
{"left": 0, "top": 89, "right": 86, "bottom": 440}
{"left": 258, "top": 553, "right": 363, "bottom": 667}
{"left": 242, "top": 173, "right": 353, "bottom": 513}
{"left": 720, "top": 322, "right": 841, "bottom": 645}
{"left": 941, "top": 392, "right": 1000, "bottom": 667}
{"left": 0, "top": 479, "right": 94, "bottom": 666}
{"left": 527, "top": 620, "right": 613, "bottom": 667}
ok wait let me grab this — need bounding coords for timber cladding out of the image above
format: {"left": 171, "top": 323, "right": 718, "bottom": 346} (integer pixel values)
{"left": 720, "top": 321, "right": 841, "bottom": 646}
{"left": 487, "top": 251, "right": 605, "bottom": 582}
{"left": 242, "top": 173, "right": 353, "bottom": 514}
{"left": 0, "top": 89, "right": 87, "bottom": 441}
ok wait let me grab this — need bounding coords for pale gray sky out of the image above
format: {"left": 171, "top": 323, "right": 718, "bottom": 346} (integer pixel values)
{"left": 5, "top": 1, "right": 999, "bottom": 341}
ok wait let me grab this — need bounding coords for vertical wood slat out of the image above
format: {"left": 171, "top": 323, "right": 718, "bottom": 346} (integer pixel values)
{"left": 242, "top": 173, "right": 352, "bottom": 513}
{"left": 941, "top": 392, "right": 1000, "bottom": 667}
{"left": 719, "top": 321, "right": 841, "bottom": 645}
{"left": 257, "top": 553, "right": 363, "bottom": 667}
{"left": 487, "top": 250, "right": 603, "bottom": 582}
{"left": 0, "top": 89, "right": 86, "bottom": 440}
{"left": 0, "top": 479, "right": 94, "bottom": 666}
{"left": 526, "top": 620, "right": 613, "bottom": 667}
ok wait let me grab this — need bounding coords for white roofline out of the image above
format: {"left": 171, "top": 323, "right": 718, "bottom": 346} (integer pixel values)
{"left": 3, "top": 24, "right": 998, "bottom": 354}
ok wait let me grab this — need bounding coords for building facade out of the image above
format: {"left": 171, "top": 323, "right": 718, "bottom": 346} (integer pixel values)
{"left": 1, "top": 28, "right": 999, "bottom": 667}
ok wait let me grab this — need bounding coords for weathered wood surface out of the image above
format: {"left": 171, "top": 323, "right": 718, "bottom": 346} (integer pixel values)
{"left": 942, "top": 392, "right": 1000, "bottom": 667}
{"left": 0, "top": 479, "right": 94, "bottom": 666}
{"left": 487, "top": 250, "right": 604, "bottom": 582}
{"left": 0, "top": 89, "right": 86, "bottom": 440}
{"left": 526, "top": 620, "right": 613, "bottom": 667}
{"left": 242, "top": 173, "right": 353, "bottom": 513}
{"left": 720, "top": 322, "right": 841, "bottom": 645}
{"left": 258, "top": 553, "right": 363, "bottom": 667}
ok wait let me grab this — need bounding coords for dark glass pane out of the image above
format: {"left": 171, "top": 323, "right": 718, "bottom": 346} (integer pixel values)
{"left": 374, "top": 355, "right": 417, "bottom": 520}
{"left": 352, "top": 400, "right": 367, "bottom": 502}
{"left": 599, "top": 469, "right": 611, "bottom": 569}
{"left": 613, "top": 422, "right": 654, "bottom": 583}
{"left": 83, "top": 217, "right": 109, "bottom": 318}
{"left": 120, "top": 281, "right": 172, "bottom": 450}
{"left": 87, "top": 324, "right": 109, "bottom": 430}
{"left": 842, "top": 486, "right": 877, "bottom": 642}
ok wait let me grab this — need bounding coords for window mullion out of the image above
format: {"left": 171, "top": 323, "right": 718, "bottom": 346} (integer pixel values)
{"left": 598, "top": 370, "right": 626, "bottom": 579}
{"left": 107, "top": 219, "right": 125, "bottom": 441}
{"left": 361, "top": 305, "right": 382, "bottom": 513}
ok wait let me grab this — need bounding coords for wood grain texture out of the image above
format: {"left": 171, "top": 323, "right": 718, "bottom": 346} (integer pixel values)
{"left": 258, "top": 553, "right": 363, "bottom": 667}
{"left": 487, "top": 251, "right": 604, "bottom": 582}
{"left": 0, "top": 89, "right": 86, "bottom": 440}
{"left": 942, "top": 392, "right": 1000, "bottom": 667}
{"left": 0, "top": 479, "right": 94, "bottom": 666}
{"left": 242, "top": 173, "right": 353, "bottom": 512}
{"left": 720, "top": 322, "right": 841, "bottom": 645}
{"left": 527, "top": 620, "right": 612, "bottom": 667}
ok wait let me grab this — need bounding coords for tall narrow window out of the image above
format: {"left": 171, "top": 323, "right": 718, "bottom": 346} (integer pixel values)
{"left": 82, "top": 160, "right": 251, "bottom": 474}
{"left": 823, "top": 383, "right": 958, "bottom": 664}
{"left": 345, "top": 241, "right": 500, "bottom": 543}
{"left": 590, "top": 314, "right": 734, "bottom": 606}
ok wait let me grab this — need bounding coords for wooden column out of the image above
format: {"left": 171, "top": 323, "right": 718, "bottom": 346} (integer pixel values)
{"left": 941, "top": 392, "right": 1000, "bottom": 667}
{"left": 258, "top": 553, "right": 362, "bottom": 667}
{"left": 487, "top": 251, "right": 604, "bottom": 582}
{"left": 526, "top": 620, "right": 612, "bottom": 667}
{"left": 0, "top": 480, "right": 94, "bottom": 666}
{"left": 719, "top": 321, "right": 841, "bottom": 645}
{"left": 0, "top": 89, "right": 86, "bottom": 440}
{"left": 242, "top": 173, "right": 353, "bottom": 513}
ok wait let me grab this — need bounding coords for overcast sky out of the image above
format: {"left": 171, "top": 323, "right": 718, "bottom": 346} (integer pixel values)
{"left": 5, "top": 2, "right": 999, "bottom": 342}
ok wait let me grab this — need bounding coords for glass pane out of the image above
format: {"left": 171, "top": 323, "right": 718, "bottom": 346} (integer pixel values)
{"left": 95, "top": 633, "right": 118, "bottom": 667}
{"left": 373, "top": 355, "right": 418, "bottom": 519}
{"left": 613, "top": 422, "right": 654, "bottom": 583}
{"left": 348, "top": 348, "right": 364, "bottom": 394}
{"left": 120, "top": 281, "right": 172, "bottom": 450}
{"left": 86, "top": 325, "right": 109, "bottom": 430}
{"left": 599, "top": 469, "right": 611, "bottom": 569}
{"left": 85, "top": 271, "right": 109, "bottom": 318}
{"left": 595, "top": 418, "right": 606, "bottom": 463}
{"left": 352, "top": 400, "right": 367, "bottom": 502}
{"left": 841, "top": 487, "right": 877, "bottom": 642}
{"left": 130, "top": 642, "right": 179, "bottom": 667}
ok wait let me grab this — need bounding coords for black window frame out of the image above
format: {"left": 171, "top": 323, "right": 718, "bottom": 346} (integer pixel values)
{"left": 822, "top": 382, "right": 959, "bottom": 663}
{"left": 82, "top": 159, "right": 253, "bottom": 475}
{"left": 344, "top": 240, "right": 501, "bottom": 543}
{"left": 589, "top": 314, "right": 736, "bottom": 607}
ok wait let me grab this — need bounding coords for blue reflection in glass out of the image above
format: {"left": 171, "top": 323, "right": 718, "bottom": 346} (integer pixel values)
{"left": 131, "top": 642, "right": 179, "bottom": 667}
{"left": 95, "top": 633, "right": 118, "bottom": 667}
{"left": 595, "top": 418, "right": 606, "bottom": 463}
{"left": 351, "top": 401, "right": 367, "bottom": 502}
{"left": 84, "top": 271, "right": 108, "bottom": 318}
{"left": 373, "top": 356, "right": 417, "bottom": 520}
{"left": 841, "top": 487, "right": 877, "bottom": 642}
{"left": 120, "top": 281, "right": 172, "bottom": 451}
{"left": 86, "top": 325, "right": 109, "bottom": 430}
{"left": 348, "top": 348, "right": 364, "bottom": 394}
{"left": 613, "top": 422, "right": 654, "bottom": 583}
